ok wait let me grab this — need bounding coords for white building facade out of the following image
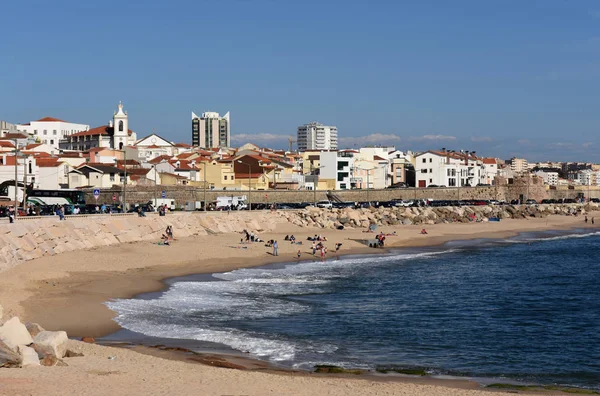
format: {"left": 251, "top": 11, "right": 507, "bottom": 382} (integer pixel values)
{"left": 319, "top": 151, "right": 354, "bottom": 190}
{"left": 415, "top": 150, "right": 485, "bottom": 188}
{"left": 533, "top": 170, "right": 559, "bottom": 186}
{"left": 297, "top": 122, "right": 338, "bottom": 151}
{"left": 17, "top": 117, "right": 89, "bottom": 149}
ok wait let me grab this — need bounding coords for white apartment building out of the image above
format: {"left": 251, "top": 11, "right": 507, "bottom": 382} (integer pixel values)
{"left": 510, "top": 157, "right": 529, "bottom": 173}
{"left": 297, "top": 122, "right": 338, "bottom": 151}
{"left": 17, "top": 117, "right": 89, "bottom": 149}
{"left": 192, "top": 111, "right": 230, "bottom": 148}
{"left": 481, "top": 158, "right": 499, "bottom": 185}
{"left": 533, "top": 170, "right": 559, "bottom": 186}
{"left": 319, "top": 151, "right": 354, "bottom": 190}
{"left": 415, "top": 150, "right": 484, "bottom": 188}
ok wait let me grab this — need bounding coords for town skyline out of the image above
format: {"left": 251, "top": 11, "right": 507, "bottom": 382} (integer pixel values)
{"left": 2, "top": 1, "right": 600, "bottom": 162}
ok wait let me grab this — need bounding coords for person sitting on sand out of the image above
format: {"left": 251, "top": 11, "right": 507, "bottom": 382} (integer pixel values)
{"left": 284, "top": 235, "right": 290, "bottom": 241}
{"left": 420, "top": 229, "right": 428, "bottom": 235}
{"left": 335, "top": 243, "right": 342, "bottom": 252}
{"left": 290, "top": 235, "right": 296, "bottom": 243}
{"left": 161, "top": 234, "right": 170, "bottom": 246}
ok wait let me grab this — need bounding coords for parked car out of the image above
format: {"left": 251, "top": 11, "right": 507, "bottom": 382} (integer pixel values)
{"left": 388, "top": 182, "right": 409, "bottom": 188}
{"left": 525, "top": 199, "right": 537, "bottom": 204}
{"left": 591, "top": 198, "right": 600, "bottom": 203}
{"left": 316, "top": 200, "right": 333, "bottom": 209}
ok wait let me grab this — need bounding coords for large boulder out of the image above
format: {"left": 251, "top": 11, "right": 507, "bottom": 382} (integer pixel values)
{"left": 0, "top": 339, "right": 20, "bottom": 367}
{"left": 25, "top": 322, "right": 45, "bottom": 338}
{"left": 33, "top": 331, "right": 68, "bottom": 359}
{"left": 0, "top": 317, "right": 34, "bottom": 351}
{"left": 18, "top": 345, "right": 40, "bottom": 367}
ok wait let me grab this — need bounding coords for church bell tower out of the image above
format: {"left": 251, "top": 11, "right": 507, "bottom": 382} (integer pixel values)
{"left": 113, "top": 101, "right": 129, "bottom": 150}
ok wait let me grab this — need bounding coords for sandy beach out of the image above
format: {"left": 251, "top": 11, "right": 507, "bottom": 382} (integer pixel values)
{"left": 0, "top": 213, "right": 596, "bottom": 395}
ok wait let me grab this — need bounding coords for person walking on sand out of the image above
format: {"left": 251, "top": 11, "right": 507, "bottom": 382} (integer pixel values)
{"left": 273, "top": 240, "right": 278, "bottom": 256}
{"left": 320, "top": 246, "right": 326, "bottom": 260}
{"left": 297, "top": 249, "right": 301, "bottom": 259}
{"left": 592, "top": 217, "right": 595, "bottom": 225}
{"left": 585, "top": 216, "right": 588, "bottom": 223}
{"left": 312, "top": 241, "right": 317, "bottom": 256}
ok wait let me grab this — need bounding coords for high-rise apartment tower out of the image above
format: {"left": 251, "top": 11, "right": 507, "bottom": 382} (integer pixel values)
{"left": 192, "top": 111, "right": 230, "bottom": 148}
{"left": 297, "top": 122, "right": 338, "bottom": 151}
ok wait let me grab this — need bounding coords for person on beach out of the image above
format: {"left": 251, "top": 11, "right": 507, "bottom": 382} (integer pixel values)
{"left": 585, "top": 216, "right": 588, "bottom": 223}
{"left": 165, "top": 225, "right": 174, "bottom": 239}
{"left": 420, "top": 229, "right": 428, "bottom": 235}
{"left": 273, "top": 240, "right": 278, "bottom": 256}
{"left": 297, "top": 249, "right": 301, "bottom": 258}
{"left": 320, "top": 246, "right": 326, "bottom": 260}
{"left": 592, "top": 217, "right": 595, "bottom": 225}
{"left": 312, "top": 241, "right": 317, "bottom": 255}
{"left": 335, "top": 243, "right": 342, "bottom": 252}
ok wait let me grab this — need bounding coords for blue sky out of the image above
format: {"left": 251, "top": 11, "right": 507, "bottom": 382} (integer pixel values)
{"left": 1, "top": 0, "right": 599, "bottom": 162}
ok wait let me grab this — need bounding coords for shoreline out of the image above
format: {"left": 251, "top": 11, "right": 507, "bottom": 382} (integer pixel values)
{"left": 2, "top": 215, "right": 597, "bottom": 338}
{"left": 1, "top": 215, "right": 598, "bottom": 395}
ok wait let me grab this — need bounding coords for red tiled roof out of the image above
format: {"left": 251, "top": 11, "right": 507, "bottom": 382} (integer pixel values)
{"left": 169, "top": 159, "right": 198, "bottom": 170}
{"left": 483, "top": 158, "right": 497, "bottom": 165}
{"left": 70, "top": 125, "right": 133, "bottom": 137}
{"left": 36, "top": 116, "right": 67, "bottom": 123}
{"left": 0, "top": 155, "right": 17, "bottom": 166}
{"left": 149, "top": 155, "right": 173, "bottom": 164}
{"left": 0, "top": 141, "right": 15, "bottom": 148}
{"left": 58, "top": 152, "right": 88, "bottom": 158}
{"left": 2, "top": 133, "right": 28, "bottom": 139}
{"left": 176, "top": 152, "right": 196, "bottom": 159}
{"left": 374, "top": 155, "right": 387, "bottom": 161}
{"left": 25, "top": 143, "right": 42, "bottom": 149}
{"left": 125, "top": 168, "right": 150, "bottom": 176}
{"left": 36, "top": 158, "right": 63, "bottom": 167}
{"left": 174, "top": 143, "right": 192, "bottom": 148}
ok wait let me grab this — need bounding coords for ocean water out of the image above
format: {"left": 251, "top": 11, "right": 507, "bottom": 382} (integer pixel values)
{"left": 106, "top": 230, "right": 600, "bottom": 390}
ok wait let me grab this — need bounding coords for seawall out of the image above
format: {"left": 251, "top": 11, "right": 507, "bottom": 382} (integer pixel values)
{"left": 0, "top": 212, "right": 286, "bottom": 273}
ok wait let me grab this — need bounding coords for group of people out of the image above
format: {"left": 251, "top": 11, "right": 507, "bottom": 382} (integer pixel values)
{"left": 584, "top": 216, "right": 595, "bottom": 225}
{"left": 242, "top": 229, "right": 264, "bottom": 244}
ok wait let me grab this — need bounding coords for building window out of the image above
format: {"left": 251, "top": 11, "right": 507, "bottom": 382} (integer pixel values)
{"left": 43, "top": 130, "right": 47, "bottom": 135}
{"left": 53, "top": 130, "right": 57, "bottom": 135}
{"left": 421, "top": 169, "right": 427, "bottom": 173}
{"left": 34, "top": 130, "right": 37, "bottom": 134}
{"left": 110, "top": 173, "right": 115, "bottom": 182}
{"left": 119, "top": 121, "right": 124, "bottom": 132}
{"left": 50, "top": 140, "right": 54, "bottom": 145}
{"left": 422, "top": 158, "right": 426, "bottom": 163}
{"left": 28, "top": 162, "right": 32, "bottom": 174}
{"left": 224, "top": 176, "right": 228, "bottom": 180}
{"left": 429, "top": 169, "right": 432, "bottom": 173}
{"left": 429, "top": 158, "right": 432, "bottom": 163}
{"left": 429, "top": 178, "right": 432, "bottom": 183}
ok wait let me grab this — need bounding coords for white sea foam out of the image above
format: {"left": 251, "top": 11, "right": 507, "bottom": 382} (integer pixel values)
{"left": 108, "top": 248, "right": 458, "bottom": 361}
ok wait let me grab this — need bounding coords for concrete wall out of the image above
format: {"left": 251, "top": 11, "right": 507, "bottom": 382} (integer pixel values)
{"left": 0, "top": 212, "right": 286, "bottom": 273}
{"left": 82, "top": 183, "right": 600, "bottom": 207}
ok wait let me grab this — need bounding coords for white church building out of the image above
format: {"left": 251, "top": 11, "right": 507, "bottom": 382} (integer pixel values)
{"left": 59, "top": 102, "right": 137, "bottom": 152}
{"left": 17, "top": 117, "right": 89, "bottom": 149}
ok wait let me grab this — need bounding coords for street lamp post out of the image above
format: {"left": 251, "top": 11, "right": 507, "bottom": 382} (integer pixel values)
{"left": 237, "top": 160, "right": 252, "bottom": 211}
{"left": 13, "top": 138, "right": 18, "bottom": 219}
{"left": 152, "top": 165, "right": 157, "bottom": 208}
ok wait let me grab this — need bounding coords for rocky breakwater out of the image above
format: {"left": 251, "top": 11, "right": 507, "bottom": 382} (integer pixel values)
{"left": 0, "top": 212, "right": 285, "bottom": 272}
{"left": 0, "top": 305, "right": 82, "bottom": 368}
{"left": 278, "top": 204, "right": 599, "bottom": 229}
